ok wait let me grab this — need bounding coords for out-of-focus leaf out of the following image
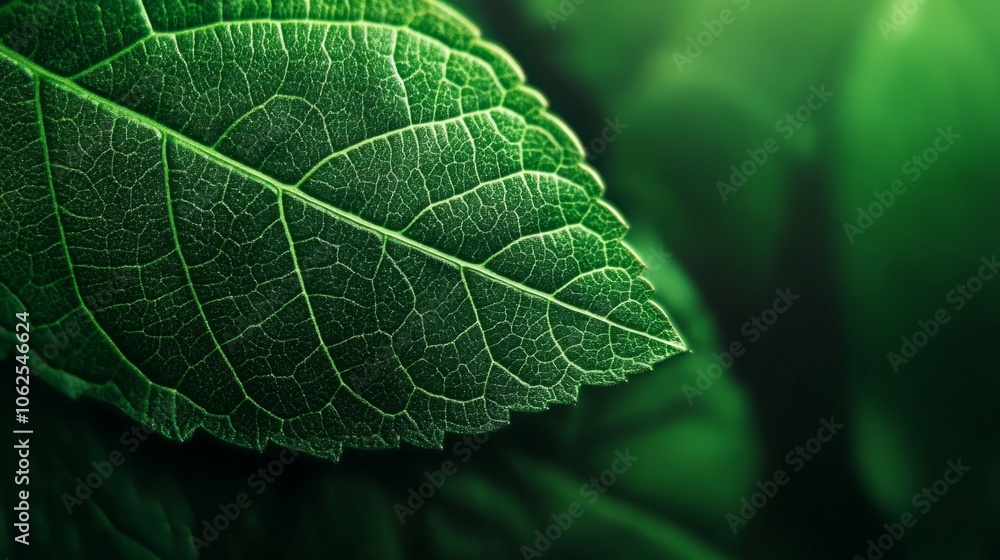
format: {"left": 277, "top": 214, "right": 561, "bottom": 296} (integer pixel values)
{"left": 835, "top": 1, "right": 1000, "bottom": 557}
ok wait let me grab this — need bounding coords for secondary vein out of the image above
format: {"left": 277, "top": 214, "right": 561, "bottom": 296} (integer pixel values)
{"left": 0, "top": 43, "right": 683, "bottom": 351}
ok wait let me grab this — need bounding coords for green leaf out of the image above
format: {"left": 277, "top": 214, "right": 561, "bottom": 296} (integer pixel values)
{"left": 2, "top": 225, "right": 746, "bottom": 560}
{"left": 0, "top": 0, "right": 684, "bottom": 461}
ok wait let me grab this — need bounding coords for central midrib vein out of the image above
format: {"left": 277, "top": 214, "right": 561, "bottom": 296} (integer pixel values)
{"left": 0, "top": 43, "right": 683, "bottom": 351}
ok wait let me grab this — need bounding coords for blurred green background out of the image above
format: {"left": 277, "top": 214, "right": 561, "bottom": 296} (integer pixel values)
{"left": 3, "top": 0, "right": 999, "bottom": 558}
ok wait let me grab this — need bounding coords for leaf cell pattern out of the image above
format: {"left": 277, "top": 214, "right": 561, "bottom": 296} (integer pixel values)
{"left": 0, "top": 0, "right": 684, "bottom": 460}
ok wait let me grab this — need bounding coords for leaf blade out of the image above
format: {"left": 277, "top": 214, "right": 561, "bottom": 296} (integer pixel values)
{"left": 0, "top": 0, "right": 684, "bottom": 461}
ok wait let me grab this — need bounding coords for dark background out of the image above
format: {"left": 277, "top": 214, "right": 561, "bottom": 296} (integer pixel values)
{"left": 4, "top": 0, "right": 1000, "bottom": 558}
